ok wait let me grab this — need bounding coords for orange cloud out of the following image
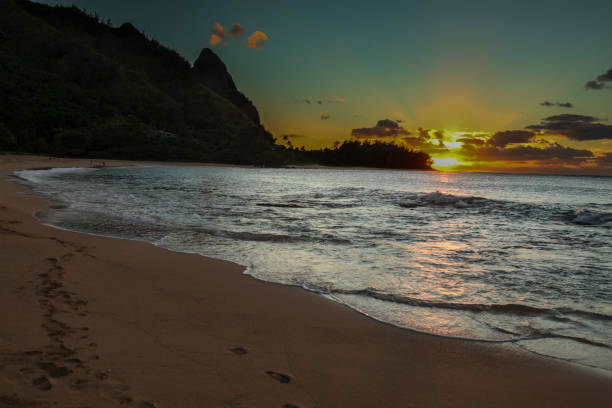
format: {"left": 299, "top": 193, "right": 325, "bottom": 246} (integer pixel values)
{"left": 247, "top": 31, "right": 268, "bottom": 49}
{"left": 209, "top": 22, "right": 225, "bottom": 46}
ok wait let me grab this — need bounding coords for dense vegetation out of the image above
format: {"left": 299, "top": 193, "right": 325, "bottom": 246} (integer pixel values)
{"left": 0, "top": 0, "right": 281, "bottom": 164}
{"left": 0, "top": 0, "right": 431, "bottom": 170}
{"left": 311, "top": 141, "right": 431, "bottom": 169}
{"left": 284, "top": 141, "right": 432, "bottom": 169}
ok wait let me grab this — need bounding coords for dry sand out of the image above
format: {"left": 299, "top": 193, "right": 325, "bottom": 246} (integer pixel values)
{"left": 1, "top": 154, "right": 611, "bottom": 408}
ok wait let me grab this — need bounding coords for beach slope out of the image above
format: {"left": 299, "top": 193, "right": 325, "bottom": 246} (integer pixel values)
{"left": 1, "top": 155, "right": 610, "bottom": 407}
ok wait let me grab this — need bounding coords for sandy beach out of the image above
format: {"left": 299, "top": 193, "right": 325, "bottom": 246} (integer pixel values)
{"left": 1, "top": 155, "right": 611, "bottom": 408}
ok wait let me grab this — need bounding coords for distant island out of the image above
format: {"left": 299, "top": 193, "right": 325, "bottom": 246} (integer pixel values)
{"left": 0, "top": 0, "right": 432, "bottom": 170}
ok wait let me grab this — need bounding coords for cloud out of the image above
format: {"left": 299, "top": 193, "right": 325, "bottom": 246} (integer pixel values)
{"left": 209, "top": 22, "right": 225, "bottom": 46}
{"left": 457, "top": 137, "right": 486, "bottom": 146}
{"left": 540, "top": 101, "right": 573, "bottom": 108}
{"left": 585, "top": 81, "right": 605, "bottom": 90}
{"left": 594, "top": 152, "right": 612, "bottom": 168}
{"left": 294, "top": 96, "right": 345, "bottom": 105}
{"left": 465, "top": 144, "right": 594, "bottom": 162}
{"left": 597, "top": 68, "right": 612, "bottom": 82}
{"left": 403, "top": 128, "right": 450, "bottom": 154}
{"left": 487, "top": 130, "right": 535, "bottom": 148}
{"left": 585, "top": 68, "right": 612, "bottom": 90}
{"left": 320, "top": 114, "right": 330, "bottom": 120}
{"left": 210, "top": 22, "right": 244, "bottom": 46}
{"left": 229, "top": 23, "right": 244, "bottom": 38}
{"left": 527, "top": 114, "right": 612, "bottom": 141}
{"left": 247, "top": 31, "right": 268, "bottom": 49}
{"left": 351, "top": 119, "right": 411, "bottom": 138}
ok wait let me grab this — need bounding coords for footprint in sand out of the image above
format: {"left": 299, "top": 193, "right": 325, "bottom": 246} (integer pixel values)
{"left": 32, "top": 376, "right": 52, "bottom": 391}
{"left": 230, "top": 347, "right": 248, "bottom": 355}
{"left": 266, "top": 371, "right": 291, "bottom": 383}
{"left": 116, "top": 394, "right": 133, "bottom": 405}
{"left": 38, "top": 362, "right": 71, "bottom": 378}
{"left": 70, "top": 378, "right": 89, "bottom": 390}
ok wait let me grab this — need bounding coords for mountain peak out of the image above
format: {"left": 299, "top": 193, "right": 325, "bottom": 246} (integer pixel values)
{"left": 193, "top": 48, "right": 260, "bottom": 124}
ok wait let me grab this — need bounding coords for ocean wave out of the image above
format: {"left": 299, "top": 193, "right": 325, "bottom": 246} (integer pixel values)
{"left": 256, "top": 200, "right": 357, "bottom": 209}
{"left": 525, "top": 331, "right": 611, "bottom": 349}
{"left": 330, "top": 287, "right": 612, "bottom": 322}
{"left": 256, "top": 202, "right": 306, "bottom": 208}
{"left": 572, "top": 209, "right": 612, "bottom": 225}
{"left": 188, "top": 227, "right": 351, "bottom": 245}
{"left": 15, "top": 167, "right": 98, "bottom": 184}
{"left": 398, "top": 191, "right": 487, "bottom": 209}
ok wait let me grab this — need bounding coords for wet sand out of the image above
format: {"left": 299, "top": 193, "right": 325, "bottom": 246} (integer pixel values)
{"left": 1, "top": 154, "right": 611, "bottom": 407}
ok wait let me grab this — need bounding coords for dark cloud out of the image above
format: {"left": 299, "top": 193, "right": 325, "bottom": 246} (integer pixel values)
{"left": 529, "top": 114, "right": 600, "bottom": 127}
{"left": 402, "top": 138, "right": 449, "bottom": 155}
{"left": 540, "top": 101, "right": 573, "bottom": 108}
{"left": 402, "top": 137, "right": 424, "bottom": 146}
{"left": 457, "top": 137, "right": 485, "bottom": 146}
{"left": 487, "top": 130, "right": 534, "bottom": 148}
{"left": 594, "top": 152, "right": 612, "bottom": 168}
{"left": 585, "top": 68, "right": 612, "bottom": 90}
{"left": 416, "top": 127, "right": 430, "bottom": 139}
{"left": 468, "top": 144, "right": 594, "bottom": 162}
{"left": 585, "top": 81, "right": 605, "bottom": 90}
{"left": 597, "top": 68, "right": 612, "bottom": 82}
{"left": 527, "top": 114, "right": 612, "bottom": 141}
{"left": 351, "top": 119, "right": 411, "bottom": 138}
{"left": 320, "top": 114, "right": 330, "bottom": 120}
{"left": 228, "top": 23, "right": 245, "bottom": 38}
{"left": 296, "top": 96, "right": 344, "bottom": 105}
{"left": 400, "top": 128, "right": 449, "bottom": 154}
{"left": 433, "top": 130, "right": 446, "bottom": 147}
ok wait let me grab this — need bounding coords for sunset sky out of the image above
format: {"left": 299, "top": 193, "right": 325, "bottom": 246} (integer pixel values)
{"left": 41, "top": 0, "right": 612, "bottom": 173}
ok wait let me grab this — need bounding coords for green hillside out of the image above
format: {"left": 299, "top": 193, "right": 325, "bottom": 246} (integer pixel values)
{"left": 0, "top": 0, "right": 283, "bottom": 164}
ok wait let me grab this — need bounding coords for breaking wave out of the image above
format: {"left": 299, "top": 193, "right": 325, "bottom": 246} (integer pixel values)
{"left": 327, "top": 287, "right": 612, "bottom": 322}
{"left": 572, "top": 209, "right": 612, "bottom": 225}
{"left": 398, "top": 191, "right": 488, "bottom": 209}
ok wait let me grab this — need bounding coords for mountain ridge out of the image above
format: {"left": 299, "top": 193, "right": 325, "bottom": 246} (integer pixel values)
{"left": 0, "top": 0, "right": 281, "bottom": 164}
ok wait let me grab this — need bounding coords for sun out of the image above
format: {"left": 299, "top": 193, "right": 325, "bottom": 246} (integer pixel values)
{"left": 431, "top": 157, "right": 462, "bottom": 169}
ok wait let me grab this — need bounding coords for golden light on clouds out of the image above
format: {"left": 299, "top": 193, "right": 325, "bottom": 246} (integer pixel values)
{"left": 431, "top": 157, "right": 462, "bottom": 169}
{"left": 247, "top": 31, "right": 268, "bottom": 49}
{"left": 209, "top": 22, "right": 224, "bottom": 46}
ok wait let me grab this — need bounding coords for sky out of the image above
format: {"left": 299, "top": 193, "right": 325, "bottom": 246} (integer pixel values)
{"left": 41, "top": 0, "right": 612, "bottom": 174}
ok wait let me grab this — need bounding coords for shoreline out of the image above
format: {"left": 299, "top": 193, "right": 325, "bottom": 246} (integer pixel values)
{"left": 1, "top": 154, "right": 611, "bottom": 407}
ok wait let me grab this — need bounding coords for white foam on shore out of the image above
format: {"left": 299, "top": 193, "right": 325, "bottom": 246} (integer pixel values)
{"left": 15, "top": 167, "right": 98, "bottom": 185}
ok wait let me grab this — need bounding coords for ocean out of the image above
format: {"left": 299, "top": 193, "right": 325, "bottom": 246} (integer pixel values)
{"left": 15, "top": 165, "right": 612, "bottom": 371}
